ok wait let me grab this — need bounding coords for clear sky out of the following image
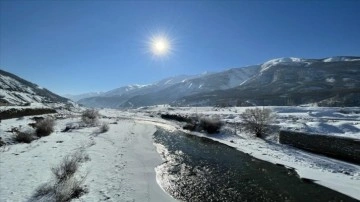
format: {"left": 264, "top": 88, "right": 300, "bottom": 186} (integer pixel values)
{"left": 1, "top": 0, "right": 359, "bottom": 95}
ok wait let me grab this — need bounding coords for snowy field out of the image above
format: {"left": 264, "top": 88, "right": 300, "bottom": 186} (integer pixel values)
{"left": 0, "top": 109, "right": 175, "bottom": 201}
{"left": 1, "top": 106, "right": 360, "bottom": 201}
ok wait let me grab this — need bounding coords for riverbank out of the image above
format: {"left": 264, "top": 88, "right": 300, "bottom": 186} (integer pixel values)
{"left": 1, "top": 106, "right": 359, "bottom": 201}
{"left": 0, "top": 116, "right": 175, "bottom": 201}
{"left": 153, "top": 128, "right": 357, "bottom": 201}
{"left": 121, "top": 106, "right": 360, "bottom": 200}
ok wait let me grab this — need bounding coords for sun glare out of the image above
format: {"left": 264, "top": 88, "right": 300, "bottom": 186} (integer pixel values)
{"left": 149, "top": 35, "right": 171, "bottom": 57}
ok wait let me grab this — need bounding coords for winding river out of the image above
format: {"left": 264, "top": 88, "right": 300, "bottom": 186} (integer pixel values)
{"left": 153, "top": 129, "right": 357, "bottom": 201}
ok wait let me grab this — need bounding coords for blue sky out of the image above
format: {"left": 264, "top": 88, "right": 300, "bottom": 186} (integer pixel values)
{"left": 1, "top": 0, "right": 359, "bottom": 95}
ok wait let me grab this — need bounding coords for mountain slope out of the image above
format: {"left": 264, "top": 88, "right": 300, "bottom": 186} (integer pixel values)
{"left": 78, "top": 67, "right": 259, "bottom": 108}
{"left": 0, "top": 69, "right": 70, "bottom": 106}
{"left": 179, "top": 57, "right": 360, "bottom": 107}
{"left": 64, "top": 92, "right": 104, "bottom": 102}
{"left": 78, "top": 75, "right": 201, "bottom": 108}
{"left": 77, "top": 56, "right": 360, "bottom": 108}
{"left": 121, "top": 66, "right": 259, "bottom": 107}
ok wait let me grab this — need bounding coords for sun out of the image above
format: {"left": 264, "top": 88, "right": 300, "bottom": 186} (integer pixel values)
{"left": 149, "top": 35, "right": 171, "bottom": 57}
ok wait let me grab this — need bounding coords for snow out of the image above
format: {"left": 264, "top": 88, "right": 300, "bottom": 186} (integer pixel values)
{"left": 326, "top": 77, "right": 336, "bottom": 83}
{"left": 0, "top": 113, "right": 175, "bottom": 201}
{"left": 126, "top": 84, "right": 149, "bottom": 91}
{"left": 323, "top": 56, "right": 360, "bottom": 62}
{"left": 0, "top": 72, "right": 64, "bottom": 106}
{"left": 1, "top": 106, "right": 360, "bottom": 201}
{"left": 261, "top": 57, "right": 306, "bottom": 72}
{"left": 164, "top": 79, "right": 173, "bottom": 85}
{"left": 130, "top": 84, "right": 150, "bottom": 88}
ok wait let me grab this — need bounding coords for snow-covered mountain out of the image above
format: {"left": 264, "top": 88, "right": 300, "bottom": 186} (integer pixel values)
{"left": 180, "top": 56, "right": 360, "bottom": 107}
{"left": 77, "top": 75, "right": 201, "bottom": 108}
{"left": 120, "top": 66, "right": 259, "bottom": 107}
{"left": 77, "top": 56, "right": 360, "bottom": 108}
{"left": 64, "top": 92, "right": 104, "bottom": 102}
{"left": 322, "top": 56, "right": 360, "bottom": 62}
{"left": 78, "top": 67, "right": 259, "bottom": 108}
{"left": 0, "top": 69, "right": 70, "bottom": 106}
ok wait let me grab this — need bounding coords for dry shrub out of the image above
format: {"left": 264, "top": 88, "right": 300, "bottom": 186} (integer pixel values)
{"left": 14, "top": 130, "right": 35, "bottom": 143}
{"left": 240, "top": 108, "right": 276, "bottom": 138}
{"left": 81, "top": 109, "right": 99, "bottom": 126}
{"left": 51, "top": 152, "right": 83, "bottom": 182}
{"left": 0, "top": 137, "right": 5, "bottom": 147}
{"left": 31, "top": 182, "right": 54, "bottom": 201}
{"left": 30, "top": 151, "right": 89, "bottom": 202}
{"left": 31, "top": 177, "right": 87, "bottom": 202}
{"left": 199, "top": 117, "right": 222, "bottom": 134}
{"left": 98, "top": 122, "right": 109, "bottom": 133}
{"left": 35, "top": 117, "right": 55, "bottom": 137}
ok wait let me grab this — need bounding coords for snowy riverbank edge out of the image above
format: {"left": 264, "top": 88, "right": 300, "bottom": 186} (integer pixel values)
{"left": 154, "top": 124, "right": 360, "bottom": 200}
{"left": 0, "top": 117, "right": 176, "bottom": 201}
{"left": 135, "top": 106, "right": 360, "bottom": 200}
{"left": 142, "top": 118, "right": 360, "bottom": 200}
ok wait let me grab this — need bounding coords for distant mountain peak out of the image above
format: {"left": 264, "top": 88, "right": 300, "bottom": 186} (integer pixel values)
{"left": 261, "top": 57, "right": 306, "bottom": 71}
{"left": 75, "top": 55, "right": 359, "bottom": 108}
{"left": 323, "top": 56, "right": 360, "bottom": 62}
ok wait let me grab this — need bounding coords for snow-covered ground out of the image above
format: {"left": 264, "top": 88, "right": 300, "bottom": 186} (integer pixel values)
{"left": 1, "top": 106, "right": 360, "bottom": 201}
{"left": 0, "top": 110, "right": 175, "bottom": 201}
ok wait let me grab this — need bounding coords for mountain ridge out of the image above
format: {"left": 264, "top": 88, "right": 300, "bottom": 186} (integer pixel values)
{"left": 0, "top": 69, "right": 71, "bottom": 106}
{"left": 41, "top": 56, "right": 360, "bottom": 108}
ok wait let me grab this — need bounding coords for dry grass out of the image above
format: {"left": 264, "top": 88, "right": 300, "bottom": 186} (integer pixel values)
{"left": 30, "top": 151, "right": 89, "bottom": 202}
{"left": 98, "top": 122, "right": 109, "bottom": 133}
{"left": 14, "top": 130, "right": 35, "bottom": 143}
{"left": 51, "top": 152, "right": 84, "bottom": 182}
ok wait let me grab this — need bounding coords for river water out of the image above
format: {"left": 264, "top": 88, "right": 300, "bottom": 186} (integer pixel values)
{"left": 153, "top": 129, "right": 357, "bottom": 202}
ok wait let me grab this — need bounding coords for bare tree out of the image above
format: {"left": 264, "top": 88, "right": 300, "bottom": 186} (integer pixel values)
{"left": 240, "top": 108, "right": 275, "bottom": 137}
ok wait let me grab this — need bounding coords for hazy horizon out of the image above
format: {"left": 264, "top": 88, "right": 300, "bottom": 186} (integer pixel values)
{"left": 1, "top": 0, "right": 359, "bottom": 95}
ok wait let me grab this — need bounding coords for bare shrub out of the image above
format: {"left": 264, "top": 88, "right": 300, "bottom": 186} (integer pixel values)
{"left": 31, "top": 177, "right": 87, "bottom": 202}
{"left": 51, "top": 151, "right": 85, "bottom": 182}
{"left": 61, "top": 122, "right": 86, "bottom": 132}
{"left": 35, "top": 117, "right": 55, "bottom": 137}
{"left": 14, "top": 130, "right": 35, "bottom": 143}
{"left": 98, "top": 122, "right": 109, "bottom": 133}
{"left": 0, "top": 137, "right": 5, "bottom": 147}
{"left": 161, "top": 113, "right": 192, "bottom": 123}
{"left": 53, "top": 177, "right": 87, "bottom": 202}
{"left": 199, "top": 117, "right": 222, "bottom": 134}
{"left": 240, "top": 108, "right": 276, "bottom": 138}
{"left": 81, "top": 109, "right": 99, "bottom": 126}
{"left": 30, "top": 151, "right": 88, "bottom": 202}
{"left": 31, "top": 182, "right": 54, "bottom": 201}
{"left": 183, "top": 122, "right": 197, "bottom": 131}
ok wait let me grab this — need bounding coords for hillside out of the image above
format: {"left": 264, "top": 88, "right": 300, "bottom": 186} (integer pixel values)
{"left": 0, "top": 69, "right": 70, "bottom": 106}
{"left": 180, "top": 57, "right": 360, "bottom": 107}
{"left": 78, "top": 66, "right": 259, "bottom": 108}
{"left": 77, "top": 56, "right": 360, "bottom": 108}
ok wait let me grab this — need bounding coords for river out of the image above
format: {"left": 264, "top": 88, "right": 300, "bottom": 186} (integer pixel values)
{"left": 153, "top": 129, "right": 357, "bottom": 202}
